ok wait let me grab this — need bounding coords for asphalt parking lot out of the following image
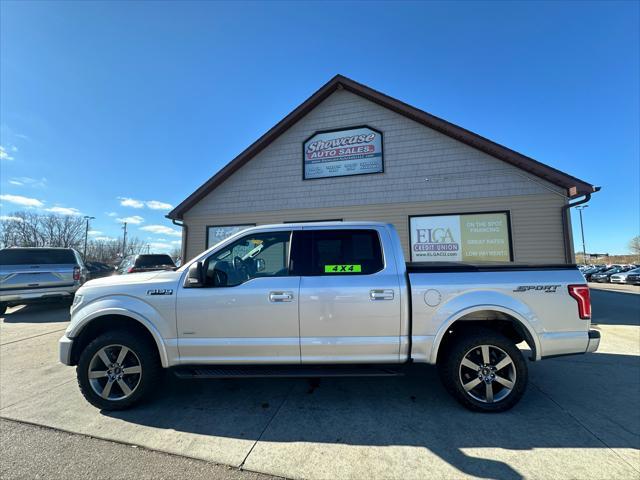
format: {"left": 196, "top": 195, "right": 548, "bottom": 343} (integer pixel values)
{"left": 1, "top": 289, "right": 639, "bottom": 480}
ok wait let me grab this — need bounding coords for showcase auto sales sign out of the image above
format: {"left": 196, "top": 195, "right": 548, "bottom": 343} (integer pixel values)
{"left": 303, "top": 126, "right": 383, "bottom": 179}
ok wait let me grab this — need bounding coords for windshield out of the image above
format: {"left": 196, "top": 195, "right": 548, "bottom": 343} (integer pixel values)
{"left": 0, "top": 248, "right": 77, "bottom": 265}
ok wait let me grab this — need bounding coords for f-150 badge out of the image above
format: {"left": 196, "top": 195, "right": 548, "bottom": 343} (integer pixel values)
{"left": 146, "top": 289, "right": 174, "bottom": 296}
{"left": 513, "top": 285, "right": 560, "bottom": 293}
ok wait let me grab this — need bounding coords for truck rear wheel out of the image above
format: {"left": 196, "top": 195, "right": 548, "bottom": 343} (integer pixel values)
{"left": 439, "top": 329, "right": 528, "bottom": 412}
{"left": 77, "top": 330, "right": 161, "bottom": 410}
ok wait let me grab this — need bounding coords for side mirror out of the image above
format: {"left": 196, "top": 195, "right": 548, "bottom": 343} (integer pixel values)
{"left": 255, "top": 258, "right": 266, "bottom": 272}
{"left": 185, "top": 262, "right": 204, "bottom": 288}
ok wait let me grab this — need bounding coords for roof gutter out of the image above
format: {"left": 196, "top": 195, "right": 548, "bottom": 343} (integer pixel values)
{"left": 561, "top": 186, "right": 600, "bottom": 263}
{"left": 170, "top": 218, "right": 188, "bottom": 262}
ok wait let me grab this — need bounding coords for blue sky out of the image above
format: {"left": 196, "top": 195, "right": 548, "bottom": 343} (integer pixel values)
{"left": 1, "top": 1, "right": 638, "bottom": 254}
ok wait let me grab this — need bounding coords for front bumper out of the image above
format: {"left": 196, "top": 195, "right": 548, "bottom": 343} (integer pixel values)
{"left": 59, "top": 334, "right": 74, "bottom": 365}
{"left": 586, "top": 329, "right": 601, "bottom": 353}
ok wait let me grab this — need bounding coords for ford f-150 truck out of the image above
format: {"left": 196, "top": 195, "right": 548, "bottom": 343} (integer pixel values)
{"left": 59, "top": 222, "right": 599, "bottom": 412}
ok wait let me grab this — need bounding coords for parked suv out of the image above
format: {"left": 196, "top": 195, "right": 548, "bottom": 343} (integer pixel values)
{"left": 0, "top": 247, "right": 87, "bottom": 315}
{"left": 117, "top": 254, "right": 176, "bottom": 274}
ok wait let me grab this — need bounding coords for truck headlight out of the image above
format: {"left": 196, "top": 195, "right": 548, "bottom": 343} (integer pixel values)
{"left": 72, "top": 295, "right": 83, "bottom": 307}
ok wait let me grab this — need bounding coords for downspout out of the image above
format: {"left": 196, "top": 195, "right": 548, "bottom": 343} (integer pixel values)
{"left": 171, "top": 219, "right": 188, "bottom": 263}
{"left": 561, "top": 187, "right": 599, "bottom": 264}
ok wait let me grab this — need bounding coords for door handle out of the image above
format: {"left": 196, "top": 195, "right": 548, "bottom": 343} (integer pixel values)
{"left": 269, "top": 291, "right": 293, "bottom": 302}
{"left": 370, "top": 289, "right": 394, "bottom": 301}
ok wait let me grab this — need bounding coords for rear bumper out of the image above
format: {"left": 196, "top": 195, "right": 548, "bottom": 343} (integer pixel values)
{"left": 586, "top": 329, "right": 601, "bottom": 353}
{"left": 0, "top": 286, "right": 78, "bottom": 305}
{"left": 540, "top": 329, "right": 600, "bottom": 358}
{"left": 59, "top": 334, "right": 74, "bottom": 365}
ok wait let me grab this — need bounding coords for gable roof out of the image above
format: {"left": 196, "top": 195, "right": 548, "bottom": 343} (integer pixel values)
{"left": 168, "top": 74, "right": 598, "bottom": 219}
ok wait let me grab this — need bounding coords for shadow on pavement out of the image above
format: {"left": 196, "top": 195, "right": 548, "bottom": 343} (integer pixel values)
{"left": 590, "top": 289, "right": 640, "bottom": 326}
{"left": 103, "top": 351, "right": 640, "bottom": 480}
{"left": 2, "top": 304, "right": 71, "bottom": 324}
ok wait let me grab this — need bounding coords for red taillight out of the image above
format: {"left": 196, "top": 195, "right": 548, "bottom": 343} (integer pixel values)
{"left": 73, "top": 266, "right": 81, "bottom": 281}
{"left": 128, "top": 267, "right": 136, "bottom": 273}
{"left": 568, "top": 284, "right": 591, "bottom": 319}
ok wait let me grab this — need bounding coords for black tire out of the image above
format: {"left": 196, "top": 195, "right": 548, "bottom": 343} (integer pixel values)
{"left": 77, "top": 330, "right": 161, "bottom": 410}
{"left": 0, "top": 303, "right": 7, "bottom": 316}
{"left": 438, "top": 328, "right": 528, "bottom": 412}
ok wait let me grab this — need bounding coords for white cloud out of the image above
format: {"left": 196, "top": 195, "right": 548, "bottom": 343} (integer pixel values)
{"left": 88, "top": 230, "right": 103, "bottom": 236}
{"left": 93, "top": 236, "right": 116, "bottom": 242}
{"left": 0, "top": 194, "right": 44, "bottom": 207}
{"left": 46, "top": 206, "right": 82, "bottom": 216}
{"left": 105, "top": 211, "right": 118, "bottom": 217}
{"left": 140, "top": 225, "right": 181, "bottom": 237}
{"left": 0, "top": 145, "right": 15, "bottom": 161}
{"left": 8, "top": 177, "right": 47, "bottom": 188}
{"left": 118, "top": 197, "right": 145, "bottom": 208}
{"left": 117, "top": 215, "right": 144, "bottom": 225}
{"left": 145, "top": 200, "right": 173, "bottom": 210}
{"left": 117, "top": 197, "right": 173, "bottom": 211}
{"left": 0, "top": 215, "right": 24, "bottom": 222}
{"left": 149, "top": 242, "right": 172, "bottom": 251}
{"left": 171, "top": 240, "right": 182, "bottom": 245}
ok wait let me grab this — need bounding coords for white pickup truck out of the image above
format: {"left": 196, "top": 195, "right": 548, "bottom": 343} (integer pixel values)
{"left": 59, "top": 222, "right": 599, "bottom": 412}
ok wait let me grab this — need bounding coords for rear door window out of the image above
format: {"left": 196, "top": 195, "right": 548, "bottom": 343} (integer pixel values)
{"left": 305, "top": 229, "right": 384, "bottom": 276}
{"left": 0, "top": 248, "right": 77, "bottom": 265}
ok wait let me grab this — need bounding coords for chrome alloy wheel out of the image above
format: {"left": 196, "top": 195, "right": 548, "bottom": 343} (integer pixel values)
{"left": 458, "top": 344, "right": 516, "bottom": 403}
{"left": 88, "top": 344, "right": 142, "bottom": 401}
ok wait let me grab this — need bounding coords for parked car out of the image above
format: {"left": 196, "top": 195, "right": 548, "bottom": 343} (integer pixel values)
{"left": 117, "top": 254, "right": 176, "bottom": 274}
{"left": 590, "top": 266, "right": 629, "bottom": 283}
{"left": 59, "top": 222, "right": 599, "bottom": 413}
{"left": 582, "top": 266, "right": 607, "bottom": 281}
{"left": 625, "top": 270, "right": 640, "bottom": 285}
{"left": 610, "top": 267, "right": 640, "bottom": 284}
{"left": 0, "top": 247, "right": 87, "bottom": 315}
{"left": 85, "top": 261, "right": 116, "bottom": 280}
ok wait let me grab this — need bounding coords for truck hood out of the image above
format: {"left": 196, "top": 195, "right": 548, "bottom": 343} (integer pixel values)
{"left": 81, "top": 270, "right": 178, "bottom": 288}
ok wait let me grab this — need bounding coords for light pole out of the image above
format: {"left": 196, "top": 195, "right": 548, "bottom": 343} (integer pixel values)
{"left": 575, "top": 205, "right": 588, "bottom": 264}
{"left": 122, "top": 222, "right": 128, "bottom": 257}
{"left": 83, "top": 216, "right": 95, "bottom": 260}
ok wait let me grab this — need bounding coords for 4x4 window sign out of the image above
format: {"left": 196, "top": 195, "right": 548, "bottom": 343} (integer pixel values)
{"left": 324, "top": 264, "right": 362, "bottom": 273}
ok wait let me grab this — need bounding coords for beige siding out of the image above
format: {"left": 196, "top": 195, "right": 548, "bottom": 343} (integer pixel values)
{"left": 186, "top": 89, "right": 565, "bottom": 218}
{"left": 183, "top": 193, "right": 567, "bottom": 263}
{"left": 181, "top": 88, "right": 570, "bottom": 262}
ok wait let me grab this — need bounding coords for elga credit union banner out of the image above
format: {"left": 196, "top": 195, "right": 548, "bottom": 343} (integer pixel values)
{"left": 304, "top": 126, "right": 383, "bottom": 179}
{"left": 410, "top": 212, "right": 512, "bottom": 263}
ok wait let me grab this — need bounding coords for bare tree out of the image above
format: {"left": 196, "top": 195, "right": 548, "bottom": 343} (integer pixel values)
{"left": 629, "top": 236, "right": 640, "bottom": 256}
{"left": 0, "top": 211, "right": 85, "bottom": 249}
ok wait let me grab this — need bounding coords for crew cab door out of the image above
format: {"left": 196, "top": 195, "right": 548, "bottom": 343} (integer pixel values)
{"left": 176, "top": 229, "right": 300, "bottom": 364}
{"left": 295, "top": 227, "right": 402, "bottom": 363}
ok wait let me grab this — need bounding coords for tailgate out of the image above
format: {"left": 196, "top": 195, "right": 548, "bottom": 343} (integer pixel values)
{"left": 0, "top": 264, "right": 76, "bottom": 291}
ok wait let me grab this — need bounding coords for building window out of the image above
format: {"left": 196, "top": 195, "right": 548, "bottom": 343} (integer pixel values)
{"left": 206, "top": 224, "right": 255, "bottom": 249}
{"left": 409, "top": 212, "right": 513, "bottom": 263}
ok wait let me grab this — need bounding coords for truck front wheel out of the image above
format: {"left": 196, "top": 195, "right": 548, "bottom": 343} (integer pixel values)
{"left": 439, "top": 329, "right": 528, "bottom": 412}
{"left": 77, "top": 330, "right": 161, "bottom": 410}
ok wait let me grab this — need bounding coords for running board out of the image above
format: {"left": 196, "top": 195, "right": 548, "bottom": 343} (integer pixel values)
{"left": 172, "top": 365, "right": 405, "bottom": 379}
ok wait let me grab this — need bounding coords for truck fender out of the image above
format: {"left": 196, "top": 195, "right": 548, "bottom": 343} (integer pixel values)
{"left": 68, "top": 297, "right": 171, "bottom": 368}
{"left": 428, "top": 290, "right": 542, "bottom": 364}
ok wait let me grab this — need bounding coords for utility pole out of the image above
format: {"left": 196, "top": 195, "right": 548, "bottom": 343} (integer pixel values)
{"left": 83, "top": 216, "right": 95, "bottom": 260}
{"left": 122, "top": 222, "right": 128, "bottom": 257}
{"left": 576, "top": 205, "right": 588, "bottom": 264}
